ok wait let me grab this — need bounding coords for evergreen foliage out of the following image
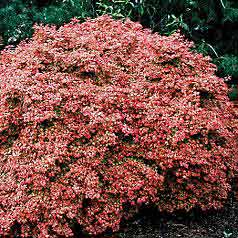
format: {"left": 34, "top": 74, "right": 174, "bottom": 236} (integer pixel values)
{"left": 215, "top": 55, "right": 238, "bottom": 78}
{"left": 0, "top": 0, "right": 94, "bottom": 46}
{"left": 95, "top": 0, "right": 238, "bottom": 95}
{"left": 0, "top": 0, "right": 35, "bottom": 45}
{"left": 0, "top": 1, "right": 237, "bottom": 89}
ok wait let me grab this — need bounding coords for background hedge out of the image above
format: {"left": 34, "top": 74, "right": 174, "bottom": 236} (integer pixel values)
{"left": 0, "top": 0, "right": 237, "bottom": 95}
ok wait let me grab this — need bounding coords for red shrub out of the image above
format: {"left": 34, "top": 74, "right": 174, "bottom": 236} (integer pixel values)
{"left": 0, "top": 15, "right": 237, "bottom": 237}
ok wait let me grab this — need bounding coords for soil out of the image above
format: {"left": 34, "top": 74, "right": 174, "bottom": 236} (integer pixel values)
{"left": 113, "top": 187, "right": 238, "bottom": 238}
{"left": 77, "top": 181, "right": 237, "bottom": 238}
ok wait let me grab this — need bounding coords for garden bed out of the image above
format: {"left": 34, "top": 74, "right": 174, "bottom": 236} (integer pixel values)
{"left": 115, "top": 188, "right": 238, "bottom": 238}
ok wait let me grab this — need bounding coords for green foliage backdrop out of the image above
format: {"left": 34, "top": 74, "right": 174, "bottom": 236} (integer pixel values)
{"left": 0, "top": 0, "right": 237, "bottom": 89}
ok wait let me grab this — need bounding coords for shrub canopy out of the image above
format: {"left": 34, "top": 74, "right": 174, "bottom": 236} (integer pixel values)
{"left": 0, "top": 15, "right": 237, "bottom": 237}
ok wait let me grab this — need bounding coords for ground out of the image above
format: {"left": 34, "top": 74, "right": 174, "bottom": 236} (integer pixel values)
{"left": 114, "top": 182, "right": 238, "bottom": 238}
{"left": 73, "top": 182, "right": 238, "bottom": 238}
{"left": 114, "top": 193, "right": 238, "bottom": 238}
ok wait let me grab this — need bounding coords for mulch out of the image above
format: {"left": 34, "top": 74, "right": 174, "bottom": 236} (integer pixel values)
{"left": 114, "top": 189, "right": 238, "bottom": 238}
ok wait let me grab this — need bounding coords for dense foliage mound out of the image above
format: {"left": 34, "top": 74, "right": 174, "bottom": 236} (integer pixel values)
{"left": 0, "top": 15, "right": 237, "bottom": 237}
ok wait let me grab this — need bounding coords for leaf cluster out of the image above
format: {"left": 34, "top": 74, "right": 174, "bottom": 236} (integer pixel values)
{"left": 0, "top": 16, "right": 237, "bottom": 237}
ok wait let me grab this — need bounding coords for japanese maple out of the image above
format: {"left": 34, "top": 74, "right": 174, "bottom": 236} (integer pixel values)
{"left": 0, "top": 15, "right": 237, "bottom": 237}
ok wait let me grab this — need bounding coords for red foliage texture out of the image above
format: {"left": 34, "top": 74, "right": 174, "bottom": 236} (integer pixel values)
{"left": 0, "top": 15, "right": 237, "bottom": 237}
